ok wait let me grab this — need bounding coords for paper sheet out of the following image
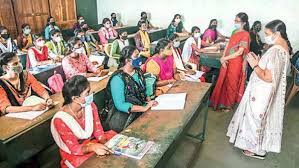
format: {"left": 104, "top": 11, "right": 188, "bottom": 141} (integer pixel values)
{"left": 5, "top": 109, "right": 48, "bottom": 120}
{"left": 151, "top": 93, "right": 187, "bottom": 110}
{"left": 87, "top": 75, "right": 108, "bottom": 82}
{"left": 184, "top": 70, "right": 205, "bottom": 82}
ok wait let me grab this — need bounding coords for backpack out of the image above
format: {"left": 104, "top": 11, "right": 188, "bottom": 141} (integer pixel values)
{"left": 48, "top": 71, "right": 64, "bottom": 94}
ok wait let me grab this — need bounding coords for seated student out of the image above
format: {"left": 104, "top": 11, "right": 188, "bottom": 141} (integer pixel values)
{"left": 44, "top": 16, "right": 60, "bottom": 41}
{"left": 98, "top": 18, "right": 118, "bottom": 45}
{"left": 62, "top": 37, "right": 108, "bottom": 79}
{"left": 51, "top": 75, "right": 116, "bottom": 168}
{"left": 137, "top": 11, "right": 156, "bottom": 29}
{"left": 73, "top": 15, "right": 85, "bottom": 31}
{"left": 166, "top": 14, "right": 190, "bottom": 39}
{"left": 201, "top": 19, "right": 229, "bottom": 47}
{"left": 182, "top": 26, "right": 217, "bottom": 72}
{"left": 144, "top": 39, "right": 181, "bottom": 95}
{"left": 75, "top": 29, "right": 103, "bottom": 56}
{"left": 27, "top": 34, "right": 57, "bottom": 68}
{"left": 45, "top": 29, "right": 65, "bottom": 61}
{"left": 111, "top": 13, "right": 123, "bottom": 27}
{"left": 135, "top": 21, "right": 151, "bottom": 60}
{"left": 111, "top": 30, "right": 129, "bottom": 60}
{"left": 0, "top": 52, "right": 54, "bottom": 116}
{"left": 105, "top": 46, "right": 157, "bottom": 132}
{"left": 0, "top": 26, "right": 17, "bottom": 54}
{"left": 169, "top": 34, "right": 197, "bottom": 71}
{"left": 17, "top": 23, "right": 34, "bottom": 52}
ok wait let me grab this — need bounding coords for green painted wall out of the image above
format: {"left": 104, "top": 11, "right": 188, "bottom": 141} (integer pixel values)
{"left": 76, "top": 0, "right": 98, "bottom": 26}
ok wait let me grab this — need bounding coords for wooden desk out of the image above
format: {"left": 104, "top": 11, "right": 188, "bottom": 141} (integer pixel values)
{"left": 0, "top": 77, "right": 110, "bottom": 166}
{"left": 80, "top": 81, "right": 211, "bottom": 168}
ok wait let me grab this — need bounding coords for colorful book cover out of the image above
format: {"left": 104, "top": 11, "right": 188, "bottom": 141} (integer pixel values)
{"left": 105, "top": 134, "right": 154, "bottom": 160}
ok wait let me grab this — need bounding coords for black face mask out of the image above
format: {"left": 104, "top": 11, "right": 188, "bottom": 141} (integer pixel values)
{"left": 211, "top": 25, "right": 217, "bottom": 30}
{"left": 50, "top": 22, "right": 55, "bottom": 26}
{"left": 142, "top": 16, "right": 147, "bottom": 20}
{"left": 1, "top": 34, "right": 10, "bottom": 40}
{"left": 255, "top": 27, "right": 261, "bottom": 32}
{"left": 121, "top": 36, "right": 127, "bottom": 40}
{"left": 112, "top": 17, "right": 116, "bottom": 20}
{"left": 82, "top": 28, "right": 88, "bottom": 31}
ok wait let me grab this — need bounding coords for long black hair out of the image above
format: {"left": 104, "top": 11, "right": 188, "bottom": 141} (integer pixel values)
{"left": 62, "top": 75, "right": 90, "bottom": 105}
{"left": 208, "top": 19, "right": 217, "bottom": 29}
{"left": 118, "top": 46, "right": 137, "bottom": 69}
{"left": 0, "top": 52, "right": 25, "bottom": 92}
{"left": 236, "top": 12, "right": 249, "bottom": 32}
{"left": 154, "top": 38, "right": 171, "bottom": 54}
{"left": 250, "top": 21, "right": 261, "bottom": 31}
{"left": 265, "top": 20, "right": 293, "bottom": 55}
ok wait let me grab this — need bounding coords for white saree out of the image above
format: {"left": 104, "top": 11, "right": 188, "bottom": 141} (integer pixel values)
{"left": 227, "top": 45, "right": 290, "bottom": 155}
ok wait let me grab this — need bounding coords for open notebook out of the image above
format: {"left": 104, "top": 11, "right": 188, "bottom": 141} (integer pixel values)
{"left": 5, "top": 96, "right": 57, "bottom": 120}
{"left": 151, "top": 93, "right": 187, "bottom": 110}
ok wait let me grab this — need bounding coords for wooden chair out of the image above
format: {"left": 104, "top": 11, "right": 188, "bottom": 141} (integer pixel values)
{"left": 286, "top": 64, "right": 299, "bottom": 105}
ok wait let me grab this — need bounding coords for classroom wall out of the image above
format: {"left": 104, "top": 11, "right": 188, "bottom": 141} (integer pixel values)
{"left": 97, "top": 0, "right": 299, "bottom": 51}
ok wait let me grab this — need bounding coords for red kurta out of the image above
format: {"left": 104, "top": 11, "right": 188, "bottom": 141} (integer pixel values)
{"left": 210, "top": 31, "right": 250, "bottom": 110}
{"left": 53, "top": 103, "right": 117, "bottom": 168}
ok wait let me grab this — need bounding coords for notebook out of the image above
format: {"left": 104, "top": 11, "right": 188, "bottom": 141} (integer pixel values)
{"left": 151, "top": 93, "right": 187, "bottom": 110}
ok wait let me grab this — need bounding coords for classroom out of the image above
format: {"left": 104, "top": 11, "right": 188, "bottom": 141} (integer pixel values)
{"left": 0, "top": 0, "right": 298, "bottom": 167}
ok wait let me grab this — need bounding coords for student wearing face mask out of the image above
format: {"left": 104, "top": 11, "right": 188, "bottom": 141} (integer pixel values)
{"left": 98, "top": 18, "right": 118, "bottom": 45}
{"left": 51, "top": 75, "right": 117, "bottom": 168}
{"left": 210, "top": 12, "right": 250, "bottom": 113}
{"left": 227, "top": 20, "right": 292, "bottom": 160}
{"left": 104, "top": 46, "right": 157, "bottom": 132}
{"left": 62, "top": 37, "right": 108, "bottom": 80}
{"left": 46, "top": 29, "right": 65, "bottom": 61}
{"left": 144, "top": 39, "right": 181, "bottom": 95}
{"left": 73, "top": 15, "right": 85, "bottom": 32}
{"left": 166, "top": 14, "right": 190, "bottom": 39}
{"left": 135, "top": 21, "right": 151, "bottom": 60}
{"left": 182, "top": 26, "right": 212, "bottom": 72}
{"left": 27, "top": 34, "right": 56, "bottom": 68}
{"left": 44, "top": 16, "right": 60, "bottom": 41}
{"left": 0, "top": 52, "right": 53, "bottom": 116}
{"left": 110, "top": 13, "right": 123, "bottom": 27}
{"left": 111, "top": 30, "right": 129, "bottom": 60}
{"left": 137, "top": 11, "right": 156, "bottom": 30}
{"left": 202, "top": 19, "right": 229, "bottom": 47}
{"left": 0, "top": 26, "right": 17, "bottom": 54}
{"left": 17, "top": 24, "right": 33, "bottom": 51}
{"left": 247, "top": 21, "right": 266, "bottom": 80}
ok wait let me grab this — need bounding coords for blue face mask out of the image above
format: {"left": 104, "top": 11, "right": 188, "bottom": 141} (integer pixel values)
{"left": 78, "top": 93, "right": 93, "bottom": 107}
{"left": 78, "top": 36, "right": 86, "bottom": 42}
{"left": 132, "top": 56, "right": 142, "bottom": 68}
{"left": 234, "top": 23, "right": 241, "bottom": 29}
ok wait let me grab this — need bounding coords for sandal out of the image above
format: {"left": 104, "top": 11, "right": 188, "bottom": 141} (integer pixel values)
{"left": 242, "top": 150, "right": 265, "bottom": 160}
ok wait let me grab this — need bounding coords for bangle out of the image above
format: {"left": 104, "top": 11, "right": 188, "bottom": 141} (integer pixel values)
{"left": 253, "top": 65, "right": 259, "bottom": 70}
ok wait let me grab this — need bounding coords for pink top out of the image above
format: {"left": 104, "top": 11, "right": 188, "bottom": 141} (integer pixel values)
{"left": 152, "top": 55, "right": 174, "bottom": 80}
{"left": 62, "top": 54, "right": 97, "bottom": 79}
{"left": 98, "top": 27, "right": 118, "bottom": 45}
{"left": 202, "top": 29, "right": 217, "bottom": 43}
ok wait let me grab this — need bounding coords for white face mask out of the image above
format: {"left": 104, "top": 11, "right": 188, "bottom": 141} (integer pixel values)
{"left": 175, "top": 18, "right": 181, "bottom": 23}
{"left": 173, "top": 41, "right": 180, "bottom": 48}
{"left": 74, "top": 47, "right": 85, "bottom": 55}
{"left": 36, "top": 40, "right": 45, "bottom": 47}
{"left": 23, "top": 28, "right": 31, "bottom": 35}
{"left": 264, "top": 33, "right": 277, "bottom": 45}
{"left": 78, "top": 19, "right": 85, "bottom": 24}
{"left": 53, "top": 36, "right": 62, "bottom": 43}
{"left": 194, "top": 32, "right": 201, "bottom": 38}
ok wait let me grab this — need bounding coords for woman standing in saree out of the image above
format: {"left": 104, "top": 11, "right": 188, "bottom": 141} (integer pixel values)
{"left": 209, "top": 12, "right": 250, "bottom": 112}
{"left": 227, "top": 20, "right": 292, "bottom": 159}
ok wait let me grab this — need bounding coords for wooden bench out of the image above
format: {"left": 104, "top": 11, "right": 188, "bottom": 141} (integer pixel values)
{"left": 80, "top": 81, "right": 211, "bottom": 168}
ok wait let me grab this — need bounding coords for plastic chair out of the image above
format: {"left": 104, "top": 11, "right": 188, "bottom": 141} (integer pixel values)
{"left": 286, "top": 64, "right": 299, "bottom": 105}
